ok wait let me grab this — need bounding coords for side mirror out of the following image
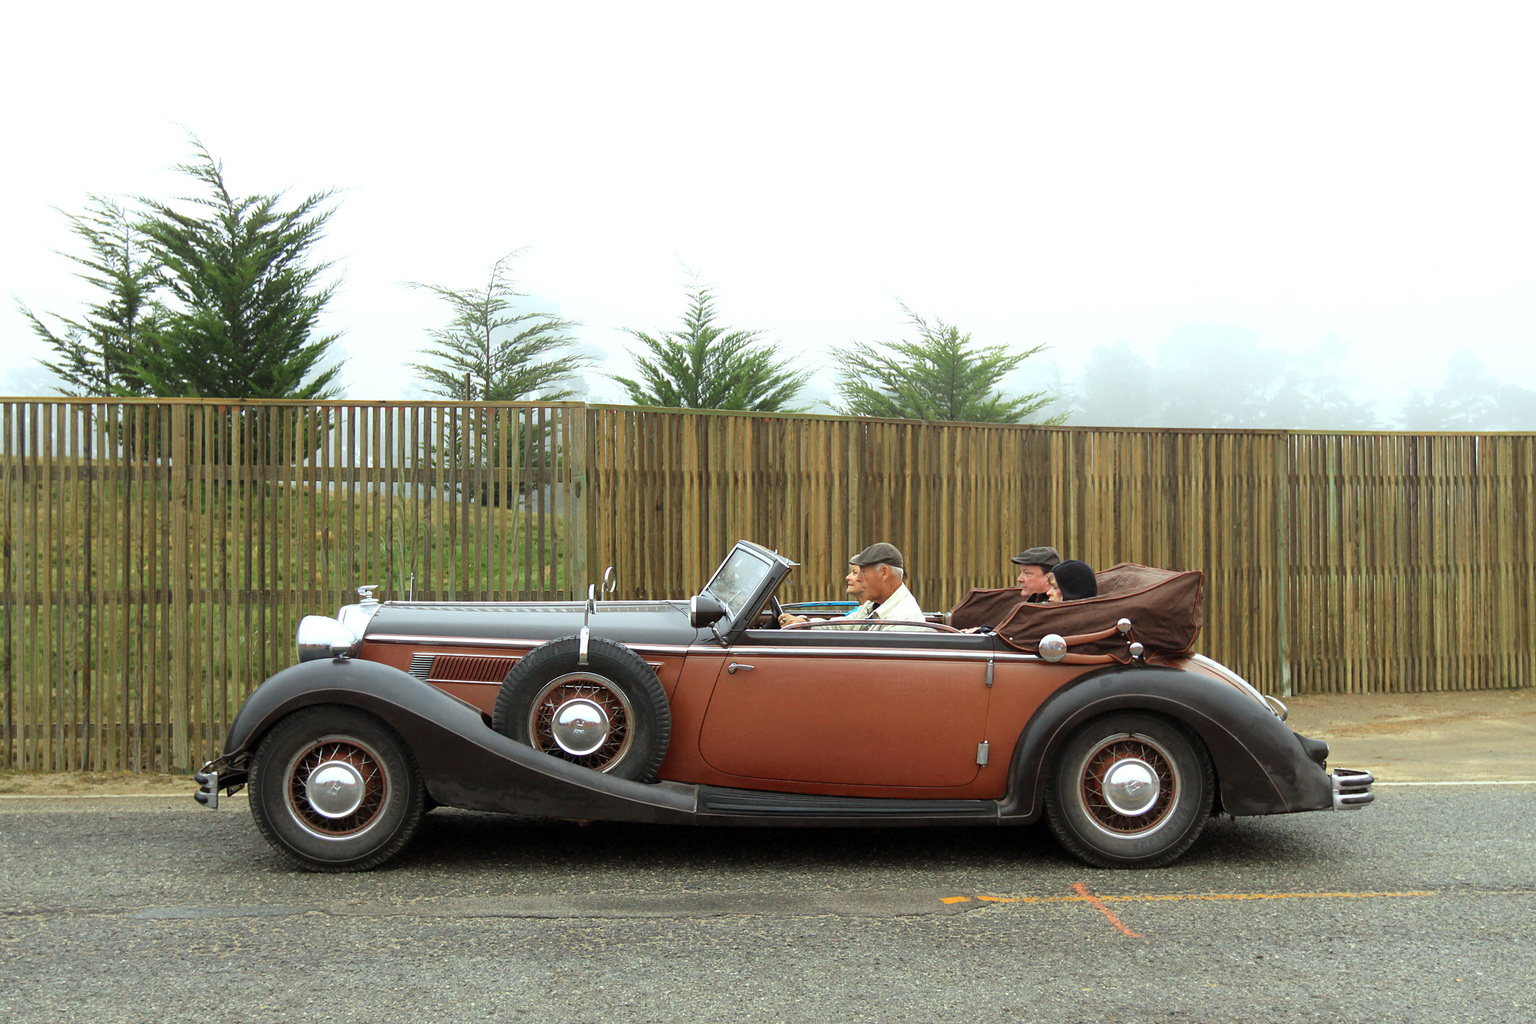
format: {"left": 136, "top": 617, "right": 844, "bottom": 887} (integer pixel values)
{"left": 690, "top": 593, "right": 728, "bottom": 629}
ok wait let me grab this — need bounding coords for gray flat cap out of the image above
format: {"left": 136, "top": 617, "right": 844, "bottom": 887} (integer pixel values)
{"left": 849, "top": 542, "right": 904, "bottom": 569}
{"left": 1010, "top": 545, "right": 1061, "bottom": 568}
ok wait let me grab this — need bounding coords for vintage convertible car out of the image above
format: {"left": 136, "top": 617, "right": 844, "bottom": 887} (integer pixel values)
{"left": 194, "top": 541, "right": 1373, "bottom": 871}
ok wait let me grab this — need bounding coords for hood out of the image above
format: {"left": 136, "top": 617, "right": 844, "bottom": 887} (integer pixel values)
{"left": 363, "top": 599, "right": 704, "bottom": 648}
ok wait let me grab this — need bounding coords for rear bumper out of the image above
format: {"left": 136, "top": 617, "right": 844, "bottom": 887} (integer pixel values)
{"left": 192, "top": 757, "right": 248, "bottom": 809}
{"left": 1331, "top": 767, "right": 1374, "bottom": 809}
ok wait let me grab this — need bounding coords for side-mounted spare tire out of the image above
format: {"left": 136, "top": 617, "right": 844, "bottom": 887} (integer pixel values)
{"left": 492, "top": 635, "right": 672, "bottom": 782}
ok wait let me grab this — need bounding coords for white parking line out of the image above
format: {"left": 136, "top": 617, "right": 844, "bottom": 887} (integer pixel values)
{"left": 1374, "top": 780, "right": 1536, "bottom": 786}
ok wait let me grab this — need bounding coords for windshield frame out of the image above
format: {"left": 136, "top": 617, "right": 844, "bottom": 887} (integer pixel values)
{"left": 700, "top": 540, "right": 796, "bottom": 638}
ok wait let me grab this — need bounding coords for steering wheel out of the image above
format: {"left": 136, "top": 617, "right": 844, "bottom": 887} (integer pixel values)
{"left": 768, "top": 596, "right": 784, "bottom": 625}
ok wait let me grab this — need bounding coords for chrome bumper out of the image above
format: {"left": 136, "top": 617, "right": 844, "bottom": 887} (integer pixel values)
{"left": 193, "top": 761, "right": 221, "bottom": 809}
{"left": 1331, "top": 768, "right": 1374, "bottom": 809}
{"left": 194, "top": 757, "right": 246, "bottom": 808}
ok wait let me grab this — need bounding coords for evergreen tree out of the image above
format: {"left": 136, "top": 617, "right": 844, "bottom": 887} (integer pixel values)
{"left": 612, "top": 283, "right": 809, "bottom": 411}
{"left": 410, "top": 254, "right": 589, "bottom": 401}
{"left": 20, "top": 196, "right": 160, "bottom": 396}
{"left": 133, "top": 138, "right": 342, "bottom": 398}
{"left": 834, "top": 306, "right": 1062, "bottom": 423}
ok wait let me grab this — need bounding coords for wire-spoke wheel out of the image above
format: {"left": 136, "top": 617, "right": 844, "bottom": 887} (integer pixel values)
{"left": 1045, "top": 713, "right": 1213, "bottom": 869}
{"left": 250, "top": 706, "right": 426, "bottom": 872}
{"left": 494, "top": 635, "right": 670, "bottom": 782}
{"left": 283, "top": 737, "right": 389, "bottom": 838}
{"left": 527, "top": 672, "right": 636, "bottom": 771}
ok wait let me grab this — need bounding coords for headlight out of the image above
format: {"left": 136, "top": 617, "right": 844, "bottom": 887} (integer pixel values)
{"left": 296, "top": 615, "right": 360, "bottom": 662}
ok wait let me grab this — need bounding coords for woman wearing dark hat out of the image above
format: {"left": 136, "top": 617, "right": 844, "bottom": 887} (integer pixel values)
{"left": 1047, "top": 560, "right": 1098, "bottom": 602}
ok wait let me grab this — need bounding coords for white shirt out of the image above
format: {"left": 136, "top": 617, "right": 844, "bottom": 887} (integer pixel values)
{"left": 823, "top": 583, "right": 926, "bottom": 632}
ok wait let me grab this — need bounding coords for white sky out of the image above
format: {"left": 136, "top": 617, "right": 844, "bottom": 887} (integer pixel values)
{"left": 3, "top": 2, "right": 1533, "bottom": 411}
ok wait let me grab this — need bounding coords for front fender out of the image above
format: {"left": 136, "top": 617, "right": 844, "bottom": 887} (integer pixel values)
{"left": 1000, "top": 665, "right": 1333, "bottom": 820}
{"left": 212, "top": 658, "right": 698, "bottom": 824}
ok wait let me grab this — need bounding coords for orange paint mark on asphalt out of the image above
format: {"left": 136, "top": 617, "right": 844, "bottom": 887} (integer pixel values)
{"left": 1100, "top": 890, "right": 1437, "bottom": 903}
{"left": 1073, "top": 882, "right": 1143, "bottom": 938}
{"left": 943, "top": 889, "right": 1436, "bottom": 907}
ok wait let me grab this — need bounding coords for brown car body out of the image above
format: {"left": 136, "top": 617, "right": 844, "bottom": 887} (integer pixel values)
{"left": 196, "top": 540, "right": 1373, "bottom": 872}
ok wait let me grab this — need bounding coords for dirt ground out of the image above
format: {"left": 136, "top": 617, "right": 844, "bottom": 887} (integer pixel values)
{"left": 1, "top": 689, "right": 1532, "bottom": 797}
{"left": 1283, "top": 687, "right": 1536, "bottom": 783}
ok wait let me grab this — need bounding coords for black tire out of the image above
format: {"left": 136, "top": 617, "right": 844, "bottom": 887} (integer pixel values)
{"left": 249, "top": 705, "right": 426, "bottom": 872}
{"left": 1043, "top": 712, "right": 1214, "bottom": 869}
{"left": 492, "top": 635, "right": 671, "bottom": 782}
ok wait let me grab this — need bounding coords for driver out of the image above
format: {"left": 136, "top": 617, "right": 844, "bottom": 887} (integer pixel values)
{"left": 778, "top": 543, "right": 925, "bottom": 631}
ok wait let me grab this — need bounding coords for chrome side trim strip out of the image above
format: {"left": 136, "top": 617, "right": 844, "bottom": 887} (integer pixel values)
{"left": 368, "top": 634, "right": 694, "bottom": 655}
{"left": 720, "top": 646, "right": 1042, "bottom": 663}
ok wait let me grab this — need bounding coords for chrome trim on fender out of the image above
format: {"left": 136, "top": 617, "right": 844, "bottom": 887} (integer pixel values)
{"left": 1189, "top": 653, "right": 1283, "bottom": 718}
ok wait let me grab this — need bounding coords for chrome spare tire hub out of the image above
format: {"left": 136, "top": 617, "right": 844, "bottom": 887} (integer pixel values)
{"left": 550, "top": 698, "right": 612, "bottom": 756}
{"left": 1101, "top": 757, "right": 1161, "bottom": 817}
{"left": 304, "top": 759, "right": 367, "bottom": 819}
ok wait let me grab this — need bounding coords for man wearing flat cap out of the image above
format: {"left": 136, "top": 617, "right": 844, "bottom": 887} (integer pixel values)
{"left": 1012, "top": 545, "right": 1061, "bottom": 604}
{"left": 778, "top": 542, "right": 926, "bottom": 631}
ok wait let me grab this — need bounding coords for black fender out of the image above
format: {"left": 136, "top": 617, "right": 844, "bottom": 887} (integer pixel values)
{"left": 999, "top": 664, "right": 1333, "bottom": 821}
{"left": 215, "top": 658, "right": 698, "bottom": 824}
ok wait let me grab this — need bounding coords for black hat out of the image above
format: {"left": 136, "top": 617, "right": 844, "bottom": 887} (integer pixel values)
{"left": 849, "top": 542, "right": 904, "bottom": 569}
{"left": 1010, "top": 546, "right": 1061, "bottom": 568}
{"left": 1052, "top": 560, "right": 1098, "bottom": 601}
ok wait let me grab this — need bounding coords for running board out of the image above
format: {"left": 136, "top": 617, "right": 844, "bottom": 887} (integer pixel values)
{"left": 696, "top": 785, "right": 999, "bottom": 825}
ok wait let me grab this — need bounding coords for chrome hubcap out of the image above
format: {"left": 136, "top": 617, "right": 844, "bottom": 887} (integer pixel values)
{"left": 530, "top": 672, "right": 635, "bottom": 772}
{"left": 304, "top": 759, "right": 367, "bottom": 818}
{"left": 1101, "top": 757, "right": 1160, "bottom": 816}
{"left": 1076, "top": 733, "right": 1180, "bottom": 837}
{"left": 550, "top": 698, "right": 612, "bottom": 756}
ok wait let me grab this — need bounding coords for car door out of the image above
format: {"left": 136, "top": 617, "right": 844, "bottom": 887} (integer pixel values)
{"left": 695, "top": 630, "right": 993, "bottom": 788}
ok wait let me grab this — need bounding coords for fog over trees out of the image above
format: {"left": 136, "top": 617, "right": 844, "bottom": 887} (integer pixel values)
{"left": 1048, "top": 325, "right": 1536, "bottom": 431}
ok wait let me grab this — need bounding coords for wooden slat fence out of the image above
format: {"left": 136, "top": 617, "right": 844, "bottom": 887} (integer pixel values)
{"left": 1, "top": 400, "right": 585, "bottom": 772}
{"left": 3, "top": 399, "right": 1532, "bottom": 772}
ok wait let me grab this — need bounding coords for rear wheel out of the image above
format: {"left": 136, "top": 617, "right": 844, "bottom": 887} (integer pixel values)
{"left": 249, "top": 706, "right": 426, "bottom": 872}
{"left": 1044, "top": 713, "right": 1213, "bottom": 869}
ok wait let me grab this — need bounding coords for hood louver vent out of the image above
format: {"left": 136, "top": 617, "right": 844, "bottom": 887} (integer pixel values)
{"left": 413, "top": 653, "right": 520, "bottom": 685}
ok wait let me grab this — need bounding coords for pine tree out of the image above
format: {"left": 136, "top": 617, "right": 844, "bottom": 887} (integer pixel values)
{"left": 133, "top": 138, "right": 342, "bottom": 399}
{"left": 612, "top": 283, "right": 809, "bottom": 412}
{"left": 834, "top": 306, "right": 1062, "bottom": 424}
{"left": 410, "top": 254, "right": 588, "bottom": 401}
{"left": 21, "top": 196, "right": 160, "bottom": 396}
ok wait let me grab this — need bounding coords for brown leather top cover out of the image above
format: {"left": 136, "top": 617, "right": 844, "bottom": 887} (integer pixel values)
{"left": 947, "top": 563, "right": 1205, "bottom": 660}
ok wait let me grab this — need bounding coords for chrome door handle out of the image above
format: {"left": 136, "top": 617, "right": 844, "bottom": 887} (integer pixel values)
{"left": 727, "top": 663, "right": 755, "bottom": 674}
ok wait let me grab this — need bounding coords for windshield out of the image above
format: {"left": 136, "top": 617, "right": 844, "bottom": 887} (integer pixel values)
{"left": 703, "top": 545, "right": 776, "bottom": 623}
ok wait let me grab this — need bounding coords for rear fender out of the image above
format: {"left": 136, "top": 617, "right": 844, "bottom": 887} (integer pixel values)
{"left": 1001, "top": 665, "right": 1333, "bottom": 820}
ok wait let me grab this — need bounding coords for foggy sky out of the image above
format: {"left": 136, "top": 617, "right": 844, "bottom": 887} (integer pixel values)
{"left": 4, "top": 3, "right": 1533, "bottom": 428}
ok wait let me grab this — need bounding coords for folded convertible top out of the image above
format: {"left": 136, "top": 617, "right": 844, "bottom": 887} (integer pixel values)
{"left": 948, "top": 563, "right": 1205, "bottom": 660}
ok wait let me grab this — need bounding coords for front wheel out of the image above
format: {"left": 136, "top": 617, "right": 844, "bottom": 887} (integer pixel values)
{"left": 249, "top": 706, "right": 426, "bottom": 872}
{"left": 1044, "top": 713, "right": 1213, "bottom": 869}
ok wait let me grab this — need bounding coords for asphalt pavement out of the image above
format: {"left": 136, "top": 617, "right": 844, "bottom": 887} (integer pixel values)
{"left": 2, "top": 688, "right": 1533, "bottom": 1024}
